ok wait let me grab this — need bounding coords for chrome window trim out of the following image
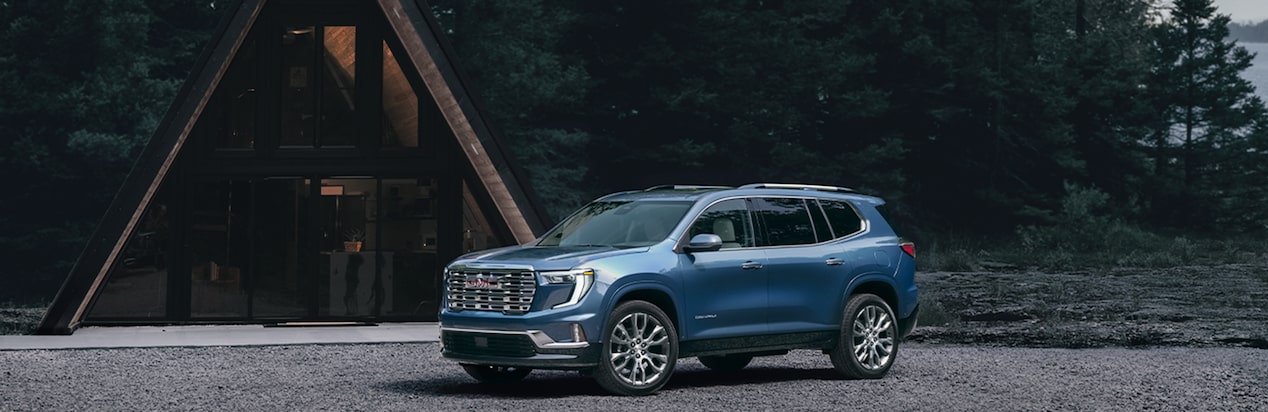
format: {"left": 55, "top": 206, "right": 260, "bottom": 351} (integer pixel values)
{"left": 674, "top": 194, "right": 873, "bottom": 252}
{"left": 675, "top": 196, "right": 758, "bottom": 252}
{"left": 748, "top": 196, "right": 870, "bottom": 249}
{"left": 815, "top": 197, "right": 869, "bottom": 241}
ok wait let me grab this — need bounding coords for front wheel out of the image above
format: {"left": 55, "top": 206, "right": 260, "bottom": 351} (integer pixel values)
{"left": 828, "top": 293, "right": 898, "bottom": 379}
{"left": 460, "top": 364, "right": 532, "bottom": 385}
{"left": 593, "top": 300, "right": 679, "bottom": 396}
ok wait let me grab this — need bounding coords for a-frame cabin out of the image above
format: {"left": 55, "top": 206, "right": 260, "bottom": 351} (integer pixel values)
{"left": 37, "top": 0, "right": 550, "bottom": 334}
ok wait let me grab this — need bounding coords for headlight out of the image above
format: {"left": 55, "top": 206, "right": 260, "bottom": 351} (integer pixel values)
{"left": 539, "top": 268, "right": 594, "bottom": 309}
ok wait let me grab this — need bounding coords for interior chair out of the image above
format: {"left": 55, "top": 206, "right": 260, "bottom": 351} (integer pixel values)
{"left": 713, "top": 218, "right": 741, "bottom": 249}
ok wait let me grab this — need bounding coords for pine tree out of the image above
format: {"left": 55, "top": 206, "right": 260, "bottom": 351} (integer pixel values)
{"left": 431, "top": 0, "right": 593, "bottom": 219}
{"left": 0, "top": 1, "right": 221, "bottom": 301}
{"left": 1147, "top": 0, "right": 1267, "bottom": 229}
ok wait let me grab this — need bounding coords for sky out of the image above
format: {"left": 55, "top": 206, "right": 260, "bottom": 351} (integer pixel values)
{"left": 1212, "top": 0, "right": 1268, "bottom": 23}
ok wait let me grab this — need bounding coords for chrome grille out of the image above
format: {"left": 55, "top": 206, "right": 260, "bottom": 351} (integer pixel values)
{"left": 446, "top": 268, "right": 537, "bottom": 314}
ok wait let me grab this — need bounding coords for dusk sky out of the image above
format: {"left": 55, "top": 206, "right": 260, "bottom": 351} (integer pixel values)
{"left": 1212, "top": 0, "right": 1268, "bottom": 23}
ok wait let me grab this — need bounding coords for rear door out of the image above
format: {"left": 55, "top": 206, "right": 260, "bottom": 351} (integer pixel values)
{"left": 757, "top": 197, "right": 862, "bottom": 333}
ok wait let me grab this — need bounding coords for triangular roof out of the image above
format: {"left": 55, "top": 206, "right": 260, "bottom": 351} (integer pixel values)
{"left": 37, "top": 0, "right": 550, "bottom": 334}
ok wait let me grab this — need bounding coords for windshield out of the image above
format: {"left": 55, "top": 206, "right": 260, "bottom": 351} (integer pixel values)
{"left": 538, "top": 201, "right": 693, "bottom": 248}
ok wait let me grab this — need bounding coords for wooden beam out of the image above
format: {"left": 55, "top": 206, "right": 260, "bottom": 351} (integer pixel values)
{"left": 377, "top": 0, "right": 546, "bottom": 244}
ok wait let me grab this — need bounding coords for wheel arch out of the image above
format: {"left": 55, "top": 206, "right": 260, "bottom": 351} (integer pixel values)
{"left": 843, "top": 276, "right": 900, "bottom": 324}
{"left": 603, "top": 282, "right": 681, "bottom": 340}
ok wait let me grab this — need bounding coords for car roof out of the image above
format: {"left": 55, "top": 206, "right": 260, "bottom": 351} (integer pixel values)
{"left": 595, "top": 184, "right": 885, "bottom": 205}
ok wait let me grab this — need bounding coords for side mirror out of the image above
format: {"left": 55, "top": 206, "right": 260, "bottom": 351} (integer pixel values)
{"left": 683, "top": 234, "right": 723, "bottom": 253}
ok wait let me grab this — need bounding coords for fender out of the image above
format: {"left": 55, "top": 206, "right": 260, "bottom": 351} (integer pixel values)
{"left": 599, "top": 276, "right": 683, "bottom": 342}
{"left": 840, "top": 273, "right": 901, "bottom": 324}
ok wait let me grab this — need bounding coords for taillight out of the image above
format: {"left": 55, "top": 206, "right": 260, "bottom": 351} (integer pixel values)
{"left": 900, "top": 241, "right": 915, "bottom": 258}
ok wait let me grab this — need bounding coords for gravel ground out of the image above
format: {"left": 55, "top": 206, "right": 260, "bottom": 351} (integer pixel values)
{"left": 2, "top": 343, "right": 1266, "bottom": 411}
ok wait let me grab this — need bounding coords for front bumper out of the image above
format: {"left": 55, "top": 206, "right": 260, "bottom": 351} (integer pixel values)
{"left": 440, "top": 327, "right": 600, "bottom": 370}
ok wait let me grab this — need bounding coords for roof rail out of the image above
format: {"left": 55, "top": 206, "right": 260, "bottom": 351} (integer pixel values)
{"left": 738, "top": 183, "right": 856, "bottom": 193}
{"left": 643, "top": 185, "right": 733, "bottom": 192}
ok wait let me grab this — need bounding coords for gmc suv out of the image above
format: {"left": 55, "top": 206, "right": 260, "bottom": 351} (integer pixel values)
{"left": 439, "top": 183, "right": 918, "bottom": 395}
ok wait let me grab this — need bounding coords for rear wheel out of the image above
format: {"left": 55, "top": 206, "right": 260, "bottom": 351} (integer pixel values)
{"left": 460, "top": 364, "right": 532, "bottom": 384}
{"left": 828, "top": 293, "right": 898, "bottom": 379}
{"left": 698, "top": 354, "right": 753, "bottom": 372}
{"left": 593, "top": 300, "right": 679, "bottom": 396}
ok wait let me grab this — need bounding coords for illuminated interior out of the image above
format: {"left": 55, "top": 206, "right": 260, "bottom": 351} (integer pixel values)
{"left": 85, "top": 14, "right": 505, "bottom": 322}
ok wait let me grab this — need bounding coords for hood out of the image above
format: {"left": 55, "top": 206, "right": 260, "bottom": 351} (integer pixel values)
{"left": 454, "top": 245, "right": 648, "bottom": 271}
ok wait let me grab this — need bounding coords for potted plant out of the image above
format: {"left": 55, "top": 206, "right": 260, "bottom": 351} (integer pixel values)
{"left": 343, "top": 227, "right": 365, "bottom": 252}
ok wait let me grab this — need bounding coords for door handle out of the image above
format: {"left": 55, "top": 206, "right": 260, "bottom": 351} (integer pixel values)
{"left": 825, "top": 258, "right": 845, "bottom": 266}
{"left": 741, "top": 261, "right": 763, "bottom": 270}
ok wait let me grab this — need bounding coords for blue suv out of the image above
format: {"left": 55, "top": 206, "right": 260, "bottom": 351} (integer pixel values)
{"left": 440, "top": 183, "right": 918, "bottom": 395}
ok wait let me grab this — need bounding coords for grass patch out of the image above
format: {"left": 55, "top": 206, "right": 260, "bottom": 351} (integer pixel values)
{"left": 915, "top": 293, "right": 957, "bottom": 327}
{"left": 0, "top": 302, "right": 46, "bottom": 335}
{"left": 915, "top": 238, "right": 983, "bottom": 272}
{"left": 910, "top": 184, "right": 1268, "bottom": 272}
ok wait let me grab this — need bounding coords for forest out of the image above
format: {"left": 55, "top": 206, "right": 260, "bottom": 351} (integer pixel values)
{"left": 1, "top": 0, "right": 1266, "bottom": 303}
{"left": 1229, "top": 19, "right": 1268, "bottom": 42}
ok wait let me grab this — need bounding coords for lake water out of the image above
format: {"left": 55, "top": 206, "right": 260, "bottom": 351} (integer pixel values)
{"left": 1242, "top": 42, "right": 1268, "bottom": 101}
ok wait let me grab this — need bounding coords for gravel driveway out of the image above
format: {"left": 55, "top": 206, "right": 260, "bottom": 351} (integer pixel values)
{"left": 2, "top": 343, "right": 1265, "bottom": 411}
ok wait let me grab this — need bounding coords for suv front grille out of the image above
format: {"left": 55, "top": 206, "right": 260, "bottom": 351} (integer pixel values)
{"left": 446, "top": 268, "right": 536, "bottom": 314}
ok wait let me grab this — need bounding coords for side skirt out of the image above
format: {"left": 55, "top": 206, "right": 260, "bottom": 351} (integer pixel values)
{"left": 679, "top": 331, "right": 837, "bottom": 358}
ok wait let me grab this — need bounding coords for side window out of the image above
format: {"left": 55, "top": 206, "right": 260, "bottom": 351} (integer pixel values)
{"left": 753, "top": 198, "right": 816, "bottom": 246}
{"left": 688, "top": 199, "right": 753, "bottom": 249}
{"left": 821, "top": 200, "right": 864, "bottom": 239}
{"left": 807, "top": 199, "right": 832, "bottom": 242}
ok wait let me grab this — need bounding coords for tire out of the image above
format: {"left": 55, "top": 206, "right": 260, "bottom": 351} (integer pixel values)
{"left": 828, "top": 293, "right": 898, "bottom": 379}
{"left": 698, "top": 354, "right": 753, "bottom": 372}
{"left": 593, "top": 300, "right": 679, "bottom": 396}
{"left": 460, "top": 364, "right": 532, "bottom": 385}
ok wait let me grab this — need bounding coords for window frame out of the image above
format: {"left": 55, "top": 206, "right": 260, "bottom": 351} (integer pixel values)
{"left": 818, "top": 198, "right": 868, "bottom": 241}
{"left": 685, "top": 197, "right": 756, "bottom": 249}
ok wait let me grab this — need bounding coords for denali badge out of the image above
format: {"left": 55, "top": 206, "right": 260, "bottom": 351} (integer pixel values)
{"left": 465, "top": 276, "right": 500, "bottom": 289}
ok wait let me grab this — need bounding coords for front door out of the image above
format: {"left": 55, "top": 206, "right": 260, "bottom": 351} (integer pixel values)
{"left": 678, "top": 198, "right": 768, "bottom": 340}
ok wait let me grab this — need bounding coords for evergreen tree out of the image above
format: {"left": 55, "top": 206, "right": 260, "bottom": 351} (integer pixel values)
{"left": 1227, "top": 20, "right": 1268, "bottom": 43}
{"left": 1147, "top": 0, "right": 1267, "bottom": 228}
{"left": 568, "top": 0, "right": 901, "bottom": 199}
{"left": 0, "top": 0, "right": 221, "bottom": 301}
{"left": 1063, "top": 0, "right": 1156, "bottom": 221}
{"left": 431, "top": 0, "right": 592, "bottom": 220}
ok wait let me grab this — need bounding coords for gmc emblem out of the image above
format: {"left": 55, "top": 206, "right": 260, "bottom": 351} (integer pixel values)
{"left": 465, "top": 276, "right": 499, "bottom": 290}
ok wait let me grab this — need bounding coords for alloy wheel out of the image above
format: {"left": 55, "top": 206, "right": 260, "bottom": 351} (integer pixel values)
{"left": 607, "top": 311, "right": 672, "bottom": 386}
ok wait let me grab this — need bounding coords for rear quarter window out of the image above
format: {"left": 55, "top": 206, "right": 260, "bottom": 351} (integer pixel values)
{"left": 820, "top": 200, "right": 864, "bottom": 239}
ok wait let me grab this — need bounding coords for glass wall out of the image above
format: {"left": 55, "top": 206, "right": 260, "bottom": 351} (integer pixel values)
{"left": 87, "top": 173, "right": 481, "bottom": 322}
{"left": 316, "top": 178, "right": 442, "bottom": 317}
{"left": 380, "top": 178, "right": 438, "bottom": 316}
{"left": 462, "top": 180, "right": 501, "bottom": 253}
{"left": 82, "top": 2, "right": 519, "bottom": 324}
{"left": 215, "top": 37, "right": 258, "bottom": 149}
{"left": 382, "top": 41, "right": 418, "bottom": 148}
{"left": 189, "top": 180, "right": 250, "bottom": 318}
{"left": 87, "top": 188, "right": 173, "bottom": 319}
{"left": 281, "top": 25, "right": 358, "bottom": 147}
{"left": 317, "top": 178, "right": 380, "bottom": 316}
{"left": 252, "top": 179, "right": 309, "bottom": 317}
